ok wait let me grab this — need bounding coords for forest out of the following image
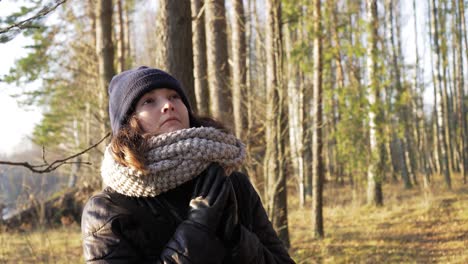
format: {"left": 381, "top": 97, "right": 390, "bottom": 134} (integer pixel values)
{"left": 0, "top": 0, "right": 467, "bottom": 262}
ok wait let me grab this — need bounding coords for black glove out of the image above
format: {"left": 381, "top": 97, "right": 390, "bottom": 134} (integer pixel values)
{"left": 218, "top": 177, "right": 241, "bottom": 247}
{"left": 188, "top": 163, "right": 230, "bottom": 235}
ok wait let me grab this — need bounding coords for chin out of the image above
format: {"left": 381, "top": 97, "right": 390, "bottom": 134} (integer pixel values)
{"left": 160, "top": 126, "right": 185, "bottom": 135}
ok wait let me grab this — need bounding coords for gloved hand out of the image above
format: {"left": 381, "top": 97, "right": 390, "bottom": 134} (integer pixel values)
{"left": 218, "top": 177, "right": 240, "bottom": 247}
{"left": 188, "top": 163, "right": 230, "bottom": 235}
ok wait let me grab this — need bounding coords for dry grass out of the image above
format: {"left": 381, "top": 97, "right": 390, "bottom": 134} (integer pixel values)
{"left": 1, "top": 177, "right": 467, "bottom": 263}
{"left": 289, "top": 177, "right": 468, "bottom": 264}
{"left": 0, "top": 225, "right": 83, "bottom": 264}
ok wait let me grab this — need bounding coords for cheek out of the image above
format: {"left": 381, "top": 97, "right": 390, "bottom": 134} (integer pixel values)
{"left": 179, "top": 106, "right": 190, "bottom": 128}
{"left": 136, "top": 111, "right": 159, "bottom": 133}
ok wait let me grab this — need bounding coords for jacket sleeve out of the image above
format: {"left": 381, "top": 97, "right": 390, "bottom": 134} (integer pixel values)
{"left": 228, "top": 172, "right": 296, "bottom": 264}
{"left": 81, "top": 194, "right": 142, "bottom": 263}
{"left": 82, "top": 194, "right": 226, "bottom": 264}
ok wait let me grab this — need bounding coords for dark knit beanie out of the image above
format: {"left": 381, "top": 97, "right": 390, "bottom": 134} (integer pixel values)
{"left": 108, "top": 66, "right": 192, "bottom": 134}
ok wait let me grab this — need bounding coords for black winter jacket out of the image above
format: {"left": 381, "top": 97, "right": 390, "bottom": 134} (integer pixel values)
{"left": 81, "top": 172, "right": 295, "bottom": 263}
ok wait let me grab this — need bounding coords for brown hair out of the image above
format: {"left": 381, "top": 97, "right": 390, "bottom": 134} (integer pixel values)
{"left": 109, "top": 113, "right": 229, "bottom": 174}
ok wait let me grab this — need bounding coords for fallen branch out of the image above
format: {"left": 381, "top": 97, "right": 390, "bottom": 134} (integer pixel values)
{"left": 0, "top": 133, "right": 110, "bottom": 173}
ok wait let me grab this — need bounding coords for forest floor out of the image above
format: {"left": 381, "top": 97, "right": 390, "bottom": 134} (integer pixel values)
{"left": 290, "top": 176, "right": 468, "bottom": 263}
{"left": 0, "top": 226, "right": 83, "bottom": 263}
{"left": 0, "top": 177, "right": 467, "bottom": 263}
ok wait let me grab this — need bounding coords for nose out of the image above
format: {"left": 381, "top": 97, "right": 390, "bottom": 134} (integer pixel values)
{"left": 162, "top": 100, "right": 175, "bottom": 113}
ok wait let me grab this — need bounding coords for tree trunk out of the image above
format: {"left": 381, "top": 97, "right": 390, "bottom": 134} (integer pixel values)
{"left": 311, "top": 0, "right": 324, "bottom": 238}
{"left": 386, "top": 0, "right": 413, "bottom": 188}
{"left": 397, "top": 137, "right": 412, "bottom": 188}
{"left": 301, "top": 4, "right": 313, "bottom": 197}
{"left": 231, "top": 0, "right": 247, "bottom": 139}
{"left": 264, "top": 0, "right": 290, "bottom": 248}
{"left": 124, "top": 1, "right": 132, "bottom": 67}
{"left": 457, "top": 0, "right": 468, "bottom": 183}
{"left": 191, "top": 0, "right": 209, "bottom": 115}
{"left": 429, "top": 0, "right": 451, "bottom": 189}
{"left": 366, "top": 0, "right": 383, "bottom": 206}
{"left": 155, "top": 0, "right": 196, "bottom": 111}
{"left": 244, "top": 0, "right": 255, "bottom": 180}
{"left": 304, "top": 74, "right": 314, "bottom": 197}
{"left": 413, "top": 0, "right": 431, "bottom": 186}
{"left": 382, "top": 2, "right": 397, "bottom": 183}
{"left": 116, "top": 0, "right": 125, "bottom": 72}
{"left": 68, "top": 119, "right": 81, "bottom": 188}
{"left": 245, "top": 0, "right": 253, "bottom": 135}
{"left": 395, "top": 1, "right": 417, "bottom": 186}
{"left": 96, "top": 0, "right": 114, "bottom": 143}
{"left": 438, "top": 0, "right": 454, "bottom": 177}
{"left": 284, "top": 23, "right": 305, "bottom": 207}
{"left": 88, "top": 0, "right": 96, "bottom": 49}
{"left": 329, "top": 0, "right": 344, "bottom": 184}
{"left": 205, "top": 0, "right": 232, "bottom": 123}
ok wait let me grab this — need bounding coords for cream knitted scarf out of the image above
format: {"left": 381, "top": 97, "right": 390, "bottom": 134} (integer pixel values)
{"left": 101, "top": 127, "right": 246, "bottom": 197}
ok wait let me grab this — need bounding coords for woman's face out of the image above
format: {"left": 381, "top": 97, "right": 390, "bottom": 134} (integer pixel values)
{"left": 134, "top": 88, "right": 190, "bottom": 135}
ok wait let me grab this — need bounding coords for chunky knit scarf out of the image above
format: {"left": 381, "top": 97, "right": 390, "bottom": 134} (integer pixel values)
{"left": 101, "top": 127, "right": 246, "bottom": 197}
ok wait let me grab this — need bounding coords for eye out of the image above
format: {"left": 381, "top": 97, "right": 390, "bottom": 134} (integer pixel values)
{"left": 169, "top": 94, "right": 181, "bottom": 101}
{"left": 142, "top": 98, "right": 154, "bottom": 105}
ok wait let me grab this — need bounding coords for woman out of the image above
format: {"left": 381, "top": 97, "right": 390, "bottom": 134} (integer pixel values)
{"left": 81, "top": 66, "right": 295, "bottom": 263}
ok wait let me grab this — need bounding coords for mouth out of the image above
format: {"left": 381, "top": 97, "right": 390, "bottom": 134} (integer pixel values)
{"left": 161, "top": 117, "right": 180, "bottom": 127}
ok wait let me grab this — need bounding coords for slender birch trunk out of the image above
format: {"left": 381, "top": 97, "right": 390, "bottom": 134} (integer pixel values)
{"left": 438, "top": 0, "right": 454, "bottom": 176}
{"left": 413, "top": 0, "right": 431, "bottom": 187}
{"left": 429, "top": 0, "right": 451, "bottom": 189}
{"left": 366, "top": 0, "right": 384, "bottom": 206}
{"left": 457, "top": 0, "right": 468, "bottom": 183}
{"left": 285, "top": 20, "right": 305, "bottom": 207}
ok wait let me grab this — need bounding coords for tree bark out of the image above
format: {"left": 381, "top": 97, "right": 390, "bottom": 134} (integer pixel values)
{"left": 264, "top": 0, "right": 290, "bottom": 248}
{"left": 231, "top": 0, "right": 247, "bottom": 139}
{"left": 96, "top": 0, "right": 114, "bottom": 143}
{"left": 366, "top": 0, "right": 383, "bottom": 206}
{"left": 243, "top": 0, "right": 256, "bottom": 181}
{"left": 438, "top": 0, "right": 454, "bottom": 177}
{"left": 155, "top": 0, "right": 196, "bottom": 111}
{"left": 116, "top": 0, "right": 125, "bottom": 72}
{"left": 88, "top": 0, "right": 96, "bottom": 49}
{"left": 191, "top": 0, "right": 209, "bottom": 115}
{"left": 284, "top": 23, "right": 305, "bottom": 207}
{"left": 123, "top": 1, "right": 132, "bottom": 67}
{"left": 311, "top": 0, "right": 324, "bottom": 238}
{"left": 205, "top": 0, "right": 232, "bottom": 122}
{"left": 429, "top": 0, "right": 452, "bottom": 188}
{"left": 329, "top": 0, "right": 344, "bottom": 184}
{"left": 245, "top": 0, "right": 253, "bottom": 138}
{"left": 457, "top": 0, "right": 468, "bottom": 183}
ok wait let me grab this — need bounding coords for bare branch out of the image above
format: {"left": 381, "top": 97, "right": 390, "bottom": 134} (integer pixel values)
{"left": 0, "top": 133, "right": 110, "bottom": 173}
{"left": 0, "top": 0, "right": 68, "bottom": 37}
